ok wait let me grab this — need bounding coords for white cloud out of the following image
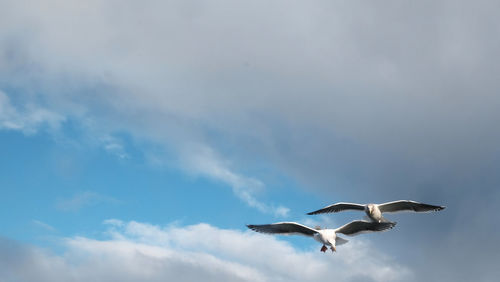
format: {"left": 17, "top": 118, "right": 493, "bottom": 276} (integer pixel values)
{"left": 0, "top": 220, "right": 412, "bottom": 282}
{"left": 32, "top": 220, "right": 56, "bottom": 232}
{"left": 181, "top": 144, "right": 289, "bottom": 217}
{"left": 100, "top": 135, "right": 129, "bottom": 159}
{"left": 0, "top": 90, "right": 64, "bottom": 134}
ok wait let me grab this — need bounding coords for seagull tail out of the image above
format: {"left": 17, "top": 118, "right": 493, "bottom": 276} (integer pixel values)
{"left": 380, "top": 217, "right": 394, "bottom": 223}
{"left": 336, "top": 236, "right": 349, "bottom": 246}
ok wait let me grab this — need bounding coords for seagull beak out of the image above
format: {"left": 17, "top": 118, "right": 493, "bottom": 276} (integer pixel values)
{"left": 331, "top": 246, "right": 336, "bottom": 252}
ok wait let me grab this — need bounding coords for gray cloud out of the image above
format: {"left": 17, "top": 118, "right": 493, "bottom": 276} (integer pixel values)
{"left": 1, "top": 0, "right": 498, "bottom": 191}
{"left": 1, "top": 0, "right": 500, "bottom": 280}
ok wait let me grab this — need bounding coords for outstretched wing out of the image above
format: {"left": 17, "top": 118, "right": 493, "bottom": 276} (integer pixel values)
{"left": 307, "top": 202, "right": 365, "bottom": 215}
{"left": 247, "top": 222, "right": 318, "bottom": 237}
{"left": 378, "top": 200, "right": 445, "bottom": 213}
{"left": 335, "top": 220, "right": 396, "bottom": 236}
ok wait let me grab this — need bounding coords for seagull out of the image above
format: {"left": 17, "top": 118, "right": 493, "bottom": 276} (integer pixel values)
{"left": 247, "top": 220, "right": 395, "bottom": 253}
{"left": 307, "top": 200, "right": 445, "bottom": 222}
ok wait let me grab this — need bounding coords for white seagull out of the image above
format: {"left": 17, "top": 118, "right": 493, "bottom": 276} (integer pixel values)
{"left": 247, "top": 220, "right": 395, "bottom": 253}
{"left": 307, "top": 200, "right": 445, "bottom": 222}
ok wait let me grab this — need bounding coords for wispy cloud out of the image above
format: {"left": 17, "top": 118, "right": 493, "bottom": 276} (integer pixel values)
{"left": 100, "top": 135, "right": 129, "bottom": 159}
{"left": 0, "top": 90, "right": 64, "bottom": 135}
{"left": 56, "top": 191, "right": 120, "bottom": 212}
{"left": 32, "top": 220, "right": 56, "bottom": 232}
{"left": 181, "top": 144, "right": 289, "bottom": 217}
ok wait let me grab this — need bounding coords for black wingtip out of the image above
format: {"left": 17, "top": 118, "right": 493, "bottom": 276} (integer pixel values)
{"left": 307, "top": 209, "right": 325, "bottom": 215}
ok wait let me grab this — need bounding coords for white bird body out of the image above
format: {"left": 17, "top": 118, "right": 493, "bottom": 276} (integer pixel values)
{"left": 313, "top": 229, "right": 337, "bottom": 249}
{"left": 366, "top": 204, "right": 383, "bottom": 222}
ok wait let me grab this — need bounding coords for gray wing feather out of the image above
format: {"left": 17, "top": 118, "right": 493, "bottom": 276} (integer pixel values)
{"left": 378, "top": 200, "right": 445, "bottom": 213}
{"left": 247, "top": 222, "right": 318, "bottom": 237}
{"left": 335, "top": 220, "right": 396, "bottom": 236}
{"left": 307, "top": 202, "right": 365, "bottom": 215}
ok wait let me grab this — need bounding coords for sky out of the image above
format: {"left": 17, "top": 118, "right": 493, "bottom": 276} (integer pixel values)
{"left": 1, "top": 0, "right": 500, "bottom": 281}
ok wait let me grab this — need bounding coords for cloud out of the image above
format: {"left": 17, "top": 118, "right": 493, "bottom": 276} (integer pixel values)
{"left": 181, "top": 144, "right": 289, "bottom": 217}
{"left": 32, "top": 220, "right": 55, "bottom": 232}
{"left": 55, "top": 191, "right": 120, "bottom": 212}
{"left": 0, "top": 90, "right": 64, "bottom": 135}
{"left": 100, "top": 135, "right": 129, "bottom": 159}
{"left": 1, "top": 0, "right": 498, "bottom": 196}
{"left": 1, "top": 0, "right": 500, "bottom": 280}
{"left": 0, "top": 220, "right": 412, "bottom": 282}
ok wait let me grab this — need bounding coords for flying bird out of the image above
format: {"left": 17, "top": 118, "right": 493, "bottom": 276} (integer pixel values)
{"left": 247, "top": 220, "right": 395, "bottom": 252}
{"left": 307, "top": 200, "right": 445, "bottom": 222}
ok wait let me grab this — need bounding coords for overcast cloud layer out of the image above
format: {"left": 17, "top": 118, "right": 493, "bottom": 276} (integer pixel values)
{"left": 1, "top": 0, "right": 500, "bottom": 281}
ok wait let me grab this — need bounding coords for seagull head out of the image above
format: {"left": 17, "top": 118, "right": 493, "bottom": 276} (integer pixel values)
{"left": 367, "top": 204, "right": 374, "bottom": 214}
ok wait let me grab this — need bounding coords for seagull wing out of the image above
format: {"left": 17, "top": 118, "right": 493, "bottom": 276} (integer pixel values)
{"left": 335, "top": 220, "right": 396, "bottom": 236}
{"left": 247, "top": 222, "right": 318, "bottom": 237}
{"left": 307, "top": 202, "right": 365, "bottom": 215}
{"left": 378, "top": 200, "right": 445, "bottom": 213}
